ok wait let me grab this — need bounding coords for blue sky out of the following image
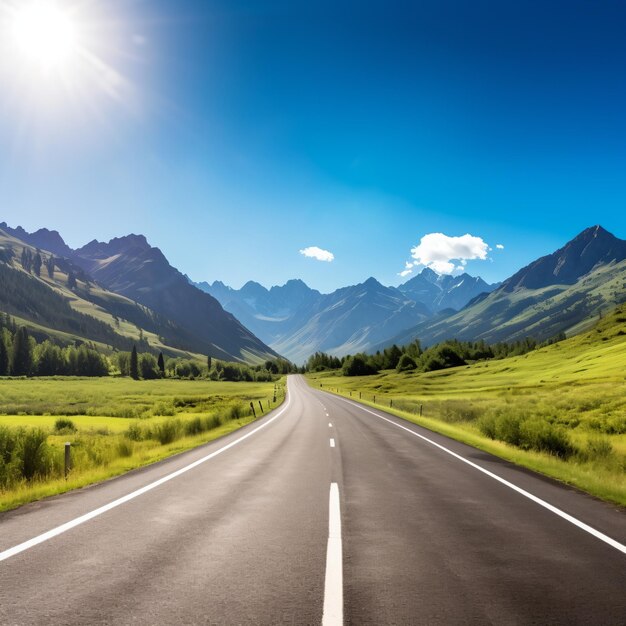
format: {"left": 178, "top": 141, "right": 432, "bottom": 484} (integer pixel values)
{"left": 0, "top": 0, "right": 624, "bottom": 292}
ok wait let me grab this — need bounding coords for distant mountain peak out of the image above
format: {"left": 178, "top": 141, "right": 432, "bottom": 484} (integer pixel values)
{"left": 502, "top": 225, "right": 626, "bottom": 292}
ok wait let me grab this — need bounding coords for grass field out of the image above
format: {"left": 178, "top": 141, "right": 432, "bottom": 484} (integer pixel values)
{"left": 0, "top": 377, "right": 285, "bottom": 511}
{"left": 307, "top": 305, "right": 626, "bottom": 506}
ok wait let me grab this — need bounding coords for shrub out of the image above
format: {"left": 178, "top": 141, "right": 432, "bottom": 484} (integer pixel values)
{"left": 154, "top": 419, "right": 182, "bottom": 445}
{"left": 54, "top": 418, "right": 77, "bottom": 433}
{"left": 519, "top": 419, "right": 574, "bottom": 458}
{"left": 116, "top": 439, "right": 134, "bottom": 457}
{"left": 184, "top": 416, "right": 204, "bottom": 436}
{"left": 228, "top": 404, "right": 243, "bottom": 420}
{"left": 126, "top": 423, "right": 144, "bottom": 441}
{"left": 20, "top": 428, "right": 51, "bottom": 480}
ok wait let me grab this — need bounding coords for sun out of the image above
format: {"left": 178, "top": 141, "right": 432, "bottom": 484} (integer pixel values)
{"left": 11, "top": 1, "right": 79, "bottom": 73}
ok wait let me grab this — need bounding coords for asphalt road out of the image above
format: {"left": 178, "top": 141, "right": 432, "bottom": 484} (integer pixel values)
{"left": 1, "top": 375, "right": 625, "bottom": 625}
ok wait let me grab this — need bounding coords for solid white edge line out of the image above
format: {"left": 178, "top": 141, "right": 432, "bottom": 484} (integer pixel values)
{"left": 331, "top": 394, "right": 626, "bottom": 556}
{"left": 0, "top": 390, "right": 293, "bottom": 563}
{"left": 330, "top": 438, "right": 336, "bottom": 448}
{"left": 322, "top": 482, "right": 343, "bottom": 626}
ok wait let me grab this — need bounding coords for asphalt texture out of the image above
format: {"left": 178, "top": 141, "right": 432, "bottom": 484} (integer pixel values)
{"left": 0, "top": 375, "right": 624, "bottom": 625}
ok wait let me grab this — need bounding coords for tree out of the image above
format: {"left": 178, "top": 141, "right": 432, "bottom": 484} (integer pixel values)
{"left": 130, "top": 345, "right": 139, "bottom": 380}
{"left": 67, "top": 271, "right": 77, "bottom": 290}
{"left": 0, "top": 332, "right": 8, "bottom": 375}
{"left": 207, "top": 355, "right": 212, "bottom": 371}
{"left": 11, "top": 327, "right": 33, "bottom": 376}
{"left": 158, "top": 352, "right": 166, "bottom": 376}
{"left": 342, "top": 354, "right": 378, "bottom": 376}
{"left": 46, "top": 256, "right": 55, "bottom": 278}
{"left": 139, "top": 354, "right": 159, "bottom": 379}
{"left": 396, "top": 353, "right": 417, "bottom": 372}
{"left": 33, "top": 252, "right": 42, "bottom": 277}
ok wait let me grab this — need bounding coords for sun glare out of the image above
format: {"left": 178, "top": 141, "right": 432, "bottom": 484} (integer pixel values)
{"left": 11, "top": 1, "right": 78, "bottom": 72}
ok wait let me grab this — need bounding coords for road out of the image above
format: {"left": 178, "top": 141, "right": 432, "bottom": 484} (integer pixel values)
{"left": 1, "top": 375, "right": 625, "bottom": 625}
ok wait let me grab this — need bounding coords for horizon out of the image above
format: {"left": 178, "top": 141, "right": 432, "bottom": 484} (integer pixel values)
{"left": 0, "top": 218, "right": 618, "bottom": 294}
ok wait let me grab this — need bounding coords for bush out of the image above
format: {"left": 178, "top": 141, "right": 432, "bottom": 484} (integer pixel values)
{"left": 479, "top": 411, "right": 574, "bottom": 458}
{"left": 54, "top": 418, "right": 77, "bottom": 433}
{"left": 116, "top": 439, "right": 134, "bottom": 458}
{"left": 20, "top": 428, "right": 51, "bottom": 480}
{"left": 153, "top": 419, "right": 182, "bottom": 445}
{"left": 519, "top": 419, "right": 574, "bottom": 458}
{"left": 126, "top": 423, "right": 144, "bottom": 441}
{"left": 228, "top": 404, "right": 243, "bottom": 420}
{"left": 184, "top": 416, "right": 204, "bottom": 436}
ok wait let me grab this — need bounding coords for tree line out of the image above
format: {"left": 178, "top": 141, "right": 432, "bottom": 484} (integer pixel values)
{"left": 306, "top": 333, "right": 566, "bottom": 377}
{"left": 0, "top": 315, "right": 109, "bottom": 377}
{"left": 0, "top": 314, "right": 297, "bottom": 380}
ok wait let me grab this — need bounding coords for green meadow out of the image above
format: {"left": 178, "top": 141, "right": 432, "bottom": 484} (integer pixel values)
{"left": 0, "top": 377, "right": 285, "bottom": 511}
{"left": 307, "top": 305, "right": 626, "bottom": 506}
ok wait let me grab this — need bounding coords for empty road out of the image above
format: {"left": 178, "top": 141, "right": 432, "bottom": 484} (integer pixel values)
{"left": 1, "top": 375, "right": 625, "bottom": 625}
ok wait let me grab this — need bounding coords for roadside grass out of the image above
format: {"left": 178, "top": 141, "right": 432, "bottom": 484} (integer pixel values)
{"left": 0, "top": 377, "right": 285, "bottom": 512}
{"left": 306, "top": 306, "right": 626, "bottom": 507}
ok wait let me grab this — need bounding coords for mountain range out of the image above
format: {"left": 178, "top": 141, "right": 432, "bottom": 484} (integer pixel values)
{"left": 0, "top": 222, "right": 277, "bottom": 363}
{"left": 197, "top": 270, "right": 498, "bottom": 363}
{"left": 2, "top": 221, "right": 625, "bottom": 366}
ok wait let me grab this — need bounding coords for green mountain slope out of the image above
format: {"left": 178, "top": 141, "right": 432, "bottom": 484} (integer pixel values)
{"left": 0, "top": 229, "right": 206, "bottom": 360}
{"left": 383, "top": 226, "right": 626, "bottom": 348}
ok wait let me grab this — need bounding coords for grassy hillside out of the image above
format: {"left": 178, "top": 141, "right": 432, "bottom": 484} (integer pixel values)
{"left": 388, "top": 259, "right": 626, "bottom": 348}
{"left": 308, "top": 303, "right": 626, "bottom": 505}
{"left": 0, "top": 377, "right": 286, "bottom": 511}
{"left": 0, "top": 229, "right": 207, "bottom": 361}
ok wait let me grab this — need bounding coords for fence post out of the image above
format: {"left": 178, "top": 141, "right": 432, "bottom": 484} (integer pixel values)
{"left": 250, "top": 402, "right": 256, "bottom": 418}
{"left": 374, "top": 395, "right": 376, "bottom": 403}
{"left": 359, "top": 392, "right": 361, "bottom": 399}
{"left": 258, "top": 400, "right": 263, "bottom": 413}
{"left": 64, "top": 442, "right": 71, "bottom": 479}
{"left": 419, "top": 404, "right": 423, "bottom": 417}
{"left": 390, "top": 399, "right": 393, "bottom": 408}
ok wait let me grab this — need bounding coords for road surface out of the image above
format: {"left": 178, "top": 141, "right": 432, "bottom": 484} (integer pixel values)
{"left": 1, "top": 375, "right": 625, "bottom": 624}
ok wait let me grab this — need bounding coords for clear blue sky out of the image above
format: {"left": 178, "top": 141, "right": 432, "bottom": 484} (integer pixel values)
{"left": 0, "top": 0, "right": 624, "bottom": 292}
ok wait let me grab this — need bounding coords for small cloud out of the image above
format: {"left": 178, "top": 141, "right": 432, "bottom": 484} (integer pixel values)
{"left": 299, "top": 246, "right": 335, "bottom": 262}
{"left": 398, "top": 269, "right": 413, "bottom": 277}
{"left": 402, "top": 232, "right": 490, "bottom": 276}
{"left": 496, "top": 244, "right": 505, "bottom": 250}
{"left": 133, "top": 34, "right": 147, "bottom": 46}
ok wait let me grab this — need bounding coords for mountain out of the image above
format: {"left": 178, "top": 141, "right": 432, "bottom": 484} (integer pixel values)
{"left": 501, "top": 225, "right": 626, "bottom": 291}
{"left": 382, "top": 226, "right": 626, "bottom": 349}
{"left": 200, "top": 267, "right": 496, "bottom": 362}
{"left": 0, "top": 222, "right": 73, "bottom": 258}
{"left": 0, "top": 224, "right": 277, "bottom": 363}
{"left": 201, "top": 277, "right": 433, "bottom": 363}
{"left": 398, "top": 268, "right": 498, "bottom": 312}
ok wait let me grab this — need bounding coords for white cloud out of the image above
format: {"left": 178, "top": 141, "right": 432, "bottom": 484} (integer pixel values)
{"left": 496, "top": 244, "right": 505, "bottom": 250}
{"left": 406, "top": 232, "right": 490, "bottom": 275}
{"left": 299, "top": 246, "right": 335, "bottom": 262}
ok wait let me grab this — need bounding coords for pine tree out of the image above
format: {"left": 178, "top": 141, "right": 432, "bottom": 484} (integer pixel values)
{"left": 67, "top": 272, "right": 77, "bottom": 290}
{"left": 207, "top": 355, "right": 212, "bottom": 371}
{"left": 0, "top": 333, "right": 8, "bottom": 376}
{"left": 33, "top": 252, "right": 42, "bottom": 277}
{"left": 46, "top": 256, "right": 55, "bottom": 278}
{"left": 130, "top": 345, "right": 139, "bottom": 380}
{"left": 11, "top": 327, "right": 33, "bottom": 376}
{"left": 158, "top": 352, "right": 165, "bottom": 376}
